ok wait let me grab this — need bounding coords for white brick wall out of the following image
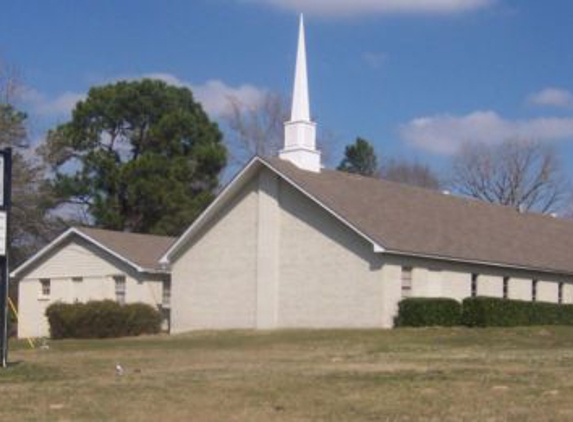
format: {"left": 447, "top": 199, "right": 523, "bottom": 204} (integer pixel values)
{"left": 537, "top": 280, "right": 559, "bottom": 303}
{"left": 277, "top": 178, "right": 386, "bottom": 328}
{"left": 170, "top": 178, "right": 259, "bottom": 332}
{"left": 508, "top": 277, "right": 532, "bottom": 301}
{"left": 476, "top": 275, "right": 503, "bottom": 298}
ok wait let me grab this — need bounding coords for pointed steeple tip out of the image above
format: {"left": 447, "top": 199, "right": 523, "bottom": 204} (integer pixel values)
{"left": 291, "top": 12, "right": 310, "bottom": 122}
{"left": 280, "top": 13, "right": 321, "bottom": 172}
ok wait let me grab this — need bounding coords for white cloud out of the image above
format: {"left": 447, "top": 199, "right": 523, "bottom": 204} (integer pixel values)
{"left": 400, "top": 110, "right": 573, "bottom": 155}
{"left": 193, "top": 80, "right": 267, "bottom": 117}
{"left": 141, "top": 73, "right": 267, "bottom": 117}
{"left": 21, "top": 73, "right": 266, "bottom": 121}
{"left": 21, "top": 88, "right": 85, "bottom": 118}
{"left": 246, "top": 0, "right": 494, "bottom": 17}
{"left": 527, "top": 87, "right": 573, "bottom": 109}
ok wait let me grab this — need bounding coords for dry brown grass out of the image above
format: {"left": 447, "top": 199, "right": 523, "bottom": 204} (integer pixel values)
{"left": 3, "top": 327, "right": 573, "bottom": 421}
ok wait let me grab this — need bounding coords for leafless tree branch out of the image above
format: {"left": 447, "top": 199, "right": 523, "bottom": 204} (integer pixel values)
{"left": 223, "top": 91, "right": 335, "bottom": 168}
{"left": 449, "top": 139, "right": 570, "bottom": 214}
{"left": 379, "top": 159, "right": 442, "bottom": 190}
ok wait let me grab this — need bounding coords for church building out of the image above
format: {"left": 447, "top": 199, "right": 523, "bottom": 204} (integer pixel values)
{"left": 160, "top": 16, "right": 573, "bottom": 332}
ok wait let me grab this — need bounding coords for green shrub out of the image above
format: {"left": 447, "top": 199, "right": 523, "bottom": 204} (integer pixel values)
{"left": 46, "top": 300, "right": 161, "bottom": 339}
{"left": 124, "top": 303, "right": 162, "bottom": 336}
{"left": 396, "top": 298, "right": 462, "bottom": 327}
{"left": 461, "top": 297, "right": 573, "bottom": 327}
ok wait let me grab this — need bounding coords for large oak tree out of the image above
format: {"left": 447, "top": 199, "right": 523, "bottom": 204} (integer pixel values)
{"left": 41, "top": 79, "right": 227, "bottom": 236}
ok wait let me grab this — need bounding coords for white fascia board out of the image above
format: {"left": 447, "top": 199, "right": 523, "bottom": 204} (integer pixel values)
{"left": 373, "top": 244, "right": 385, "bottom": 253}
{"left": 10, "top": 227, "right": 148, "bottom": 278}
{"left": 160, "top": 156, "right": 263, "bottom": 264}
{"left": 384, "top": 249, "right": 573, "bottom": 278}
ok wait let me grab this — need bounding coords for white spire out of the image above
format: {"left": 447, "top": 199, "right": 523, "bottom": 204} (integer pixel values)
{"left": 291, "top": 14, "right": 310, "bottom": 121}
{"left": 279, "top": 14, "right": 321, "bottom": 173}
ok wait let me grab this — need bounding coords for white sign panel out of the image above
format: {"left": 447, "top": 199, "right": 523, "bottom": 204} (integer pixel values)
{"left": 0, "top": 211, "right": 7, "bottom": 257}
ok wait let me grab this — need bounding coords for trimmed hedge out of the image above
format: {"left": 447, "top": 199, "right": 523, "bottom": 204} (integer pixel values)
{"left": 396, "top": 298, "right": 462, "bottom": 327}
{"left": 396, "top": 296, "right": 573, "bottom": 328}
{"left": 45, "top": 300, "right": 161, "bottom": 339}
{"left": 462, "top": 297, "right": 573, "bottom": 327}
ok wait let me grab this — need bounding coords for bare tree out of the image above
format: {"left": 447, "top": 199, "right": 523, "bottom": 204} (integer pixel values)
{"left": 0, "top": 60, "right": 66, "bottom": 265}
{"left": 225, "top": 92, "right": 287, "bottom": 165}
{"left": 0, "top": 63, "right": 27, "bottom": 149}
{"left": 224, "top": 91, "right": 334, "bottom": 167}
{"left": 380, "top": 159, "right": 441, "bottom": 190}
{"left": 449, "top": 139, "right": 569, "bottom": 214}
{"left": 0, "top": 60, "right": 21, "bottom": 104}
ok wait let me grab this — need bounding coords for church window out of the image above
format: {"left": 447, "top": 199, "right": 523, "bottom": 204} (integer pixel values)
{"left": 503, "top": 277, "right": 509, "bottom": 299}
{"left": 471, "top": 274, "right": 478, "bottom": 298}
{"left": 401, "top": 267, "right": 413, "bottom": 298}
{"left": 114, "top": 275, "right": 126, "bottom": 305}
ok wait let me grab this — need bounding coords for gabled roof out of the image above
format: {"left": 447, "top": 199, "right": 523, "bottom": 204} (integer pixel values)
{"left": 163, "top": 156, "right": 573, "bottom": 276}
{"left": 265, "top": 157, "right": 573, "bottom": 275}
{"left": 11, "top": 227, "right": 176, "bottom": 278}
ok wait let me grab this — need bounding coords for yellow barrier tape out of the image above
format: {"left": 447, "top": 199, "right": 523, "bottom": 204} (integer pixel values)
{"left": 7, "top": 297, "right": 35, "bottom": 349}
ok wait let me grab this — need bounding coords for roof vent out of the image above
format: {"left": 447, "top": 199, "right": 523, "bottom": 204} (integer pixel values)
{"left": 550, "top": 213, "right": 559, "bottom": 218}
{"left": 517, "top": 204, "right": 526, "bottom": 214}
{"left": 442, "top": 190, "right": 451, "bottom": 195}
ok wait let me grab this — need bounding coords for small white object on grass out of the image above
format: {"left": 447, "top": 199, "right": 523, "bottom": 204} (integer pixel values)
{"left": 115, "top": 363, "right": 124, "bottom": 376}
{"left": 40, "top": 338, "right": 50, "bottom": 350}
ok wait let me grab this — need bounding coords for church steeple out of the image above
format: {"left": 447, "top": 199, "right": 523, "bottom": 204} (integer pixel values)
{"left": 279, "top": 14, "right": 321, "bottom": 172}
{"left": 291, "top": 14, "right": 310, "bottom": 122}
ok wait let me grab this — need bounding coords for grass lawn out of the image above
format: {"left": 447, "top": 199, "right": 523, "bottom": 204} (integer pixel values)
{"left": 3, "top": 327, "right": 573, "bottom": 421}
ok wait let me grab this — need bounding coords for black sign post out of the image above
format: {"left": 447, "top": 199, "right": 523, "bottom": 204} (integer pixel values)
{"left": 0, "top": 148, "right": 13, "bottom": 368}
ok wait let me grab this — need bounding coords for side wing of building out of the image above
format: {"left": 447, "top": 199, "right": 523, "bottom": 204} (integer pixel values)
{"left": 17, "top": 235, "right": 165, "bottom": 338}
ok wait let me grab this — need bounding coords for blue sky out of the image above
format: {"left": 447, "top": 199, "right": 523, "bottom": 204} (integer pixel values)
{"left": 2, "top": 0, "right": 573, "bottom": 176}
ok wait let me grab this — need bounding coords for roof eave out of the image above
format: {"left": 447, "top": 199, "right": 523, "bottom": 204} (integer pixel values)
{"left": 382, "top": 248, "right": 573, "bottom": 278}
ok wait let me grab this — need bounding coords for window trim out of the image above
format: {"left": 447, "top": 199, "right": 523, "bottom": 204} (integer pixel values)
{"left": 401, "top": 267, "right": 413, "bottom": 298}
{"left": 39, "top": 278, "right": 51, "bottom": 300}
{"left": 114, "top": 275, "right": 126, "bottom": 305}
{"left": 162, "top": 280, "right": 171, "bottom": 308}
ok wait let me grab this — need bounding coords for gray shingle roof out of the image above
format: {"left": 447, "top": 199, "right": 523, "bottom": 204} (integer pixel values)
{"left": 76, "top": 227, "right": 176, "bottom": 271}
{"left": 264, "top": 157, "right": 573, "bottom": 275}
